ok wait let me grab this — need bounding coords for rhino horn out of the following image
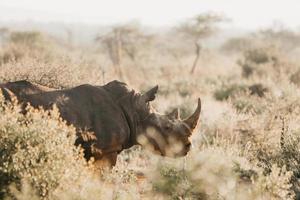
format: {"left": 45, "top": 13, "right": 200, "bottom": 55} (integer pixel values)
{"left": 184, "top": 98, "right": 201, "bottom": 130}
{"left": 168, "top": 108, "right": 180, "bottom": 119}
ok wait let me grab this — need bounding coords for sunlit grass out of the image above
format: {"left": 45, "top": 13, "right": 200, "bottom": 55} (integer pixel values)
{"left": 0, "top": 29, "right": 300, "bottom": 199}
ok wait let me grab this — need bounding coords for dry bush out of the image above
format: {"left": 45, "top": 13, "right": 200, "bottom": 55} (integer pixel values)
{"left": 150, "top": 147, "right": 294, "bottom": 200}
{"left": 0, "top": 57, "right": 104, "bottom": 89}
{"left": 0, "top": 93, "right": 144, "bottom": 200}
{"left": 213, "top": 82, "right": 268, "bottom": 107}
{"left": 221, "top": 36, "right": 256, "bottom": 54}
{"left": 214, "top": 83, "right": 248, "bottom": 101}
{"left": 0, "top": 94, "right": 94, "bottom": 199}
{"left": 238, "top": 98, "right": 300, "bottom": 196}
{"left": 237, "top": 43, "right": 299, "bottom": 81}
{"left": 290, "top": 69, "right": 300, "bottom": 87}
{"left": 1, "top": 24, "right": 300, "bottom": 200}
{"left": 257, "top": 27, "right": 300, "bottom": 52}
{"left": 0, "top": 31, "right": 59, "bottom": 65}
{"left": 237, "top": 46, "right": 280, "bottom": 78}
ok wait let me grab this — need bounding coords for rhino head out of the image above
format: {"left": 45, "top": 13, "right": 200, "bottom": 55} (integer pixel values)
{"left": 134, "top": 85, "right": 201, "bottom": 157}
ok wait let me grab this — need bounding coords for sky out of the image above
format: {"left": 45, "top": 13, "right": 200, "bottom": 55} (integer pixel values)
{"left": 0, "top": 0, "right": 300, "bottom": 30}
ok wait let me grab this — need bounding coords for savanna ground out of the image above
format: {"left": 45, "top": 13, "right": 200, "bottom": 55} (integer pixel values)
{"left": 1, "top": 17, "right": 300, "bottom": 199}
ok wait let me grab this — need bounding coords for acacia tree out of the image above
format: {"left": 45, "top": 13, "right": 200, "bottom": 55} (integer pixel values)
{"left": 176, "top": 13, "right": 225, "bottom": 74}
{"left": 95, "top": 23, "right": 153, "bottom": 79}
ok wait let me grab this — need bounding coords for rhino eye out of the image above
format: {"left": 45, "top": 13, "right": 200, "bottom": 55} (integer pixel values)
{"left": 164, "top": 124, "right": 172, "bottom": 131}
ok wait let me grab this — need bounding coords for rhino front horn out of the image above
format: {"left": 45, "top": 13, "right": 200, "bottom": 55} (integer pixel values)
{"left": 184, "top": 98, "right": 201, "bottom": 130}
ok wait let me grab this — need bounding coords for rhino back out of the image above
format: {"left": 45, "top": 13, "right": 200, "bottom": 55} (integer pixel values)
{"left": 102, "top": 80, "right": 132, "bottom": 101}
{"left": 0, "top": 80, "right": 53, "bottom": 96}
{"left": 23, "top": 84, "right": 131, "bottom": 152}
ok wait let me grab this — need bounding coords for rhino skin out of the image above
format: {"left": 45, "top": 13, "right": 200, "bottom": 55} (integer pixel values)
{"left": 0, "top": 80, "right": 54, "bottom": 101}
{"left": 1, "top": 80, "right": 201, "bottom": 167}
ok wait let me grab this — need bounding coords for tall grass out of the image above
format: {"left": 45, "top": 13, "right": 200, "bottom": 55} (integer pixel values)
{"left": 0, "top": 28, "right": 300, "bottom": 199}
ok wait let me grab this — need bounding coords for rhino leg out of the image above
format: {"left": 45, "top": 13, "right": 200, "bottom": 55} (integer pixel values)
{"left": 93, "top": 152, "right": 118, "bottom": 169}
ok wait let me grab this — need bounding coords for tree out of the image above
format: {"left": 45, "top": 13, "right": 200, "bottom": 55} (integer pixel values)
{"left": 256, "top": 24, "right": 300, "bottom": 52}
{"left": 176, "top": 13, "right": 225, "bottom": 73}
{"left": 95, "top": 23, "right": 153, "bottom": 79}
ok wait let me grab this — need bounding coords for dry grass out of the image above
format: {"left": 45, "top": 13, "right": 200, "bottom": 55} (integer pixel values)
{"left": 0, "top": 28, "right": 300, "bottom": 199}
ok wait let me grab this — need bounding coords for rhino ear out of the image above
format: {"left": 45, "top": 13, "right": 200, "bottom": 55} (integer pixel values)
{"left": 141, "top": 85, "right": 158, "bottom": 102}
{"left": 168, "top": 108, "right": 180, "bottom": 119}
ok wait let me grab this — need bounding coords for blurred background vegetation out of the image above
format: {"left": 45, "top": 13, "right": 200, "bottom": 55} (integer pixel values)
{"left": 1, "top": 12, "right": 300, "bottom": 199}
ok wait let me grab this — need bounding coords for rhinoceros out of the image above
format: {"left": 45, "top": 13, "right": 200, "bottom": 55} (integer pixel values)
{"left": 1, "top": 80, "right": 201, "bottom": 167}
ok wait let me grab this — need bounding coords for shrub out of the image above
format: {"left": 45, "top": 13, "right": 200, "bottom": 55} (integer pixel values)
{"left": 0, "top": 45, "right": 24, "bottom": 65}
{"left": 238, "top": 46, "right": 280, "bottom": 78}
{"left": 9, "top": 31, "right": 48, "bottom": 51}
{"left": 214, "top": 84, "right": 247, "bottom": 101}
{"left": 221, "top": 37, "right": 255, "bottom": 53}
{"left": 151, "top": 147, "right": 294, "bottom": 200}
{"left": 0, "top": 94, "right": 91, "bottom": 199}
{"left": 0, "top": 31, "right": 62, "bottom": 66}
{"left": 0, "top": 93, "right": 147, "bottom": 200}
{"left": 0, "top": 57, "right": 103, "bottom": 89}
{"left": 234, "top": 103, "right": 300, "bottom": 197}
{"left": 290, "top": 69, "right": 300, "bottom": 87}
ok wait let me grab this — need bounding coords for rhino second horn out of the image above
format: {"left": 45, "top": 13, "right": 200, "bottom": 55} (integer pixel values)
{"left": 184, "top": 98, "right": 201, "bottom": 130}
{"left": 168, "top": 108, "right": 180, "bottom": 119}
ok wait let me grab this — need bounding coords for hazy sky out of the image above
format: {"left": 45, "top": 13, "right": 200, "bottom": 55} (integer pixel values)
{"left": 0, "top": 0, "right": 300, "bottom": 29}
